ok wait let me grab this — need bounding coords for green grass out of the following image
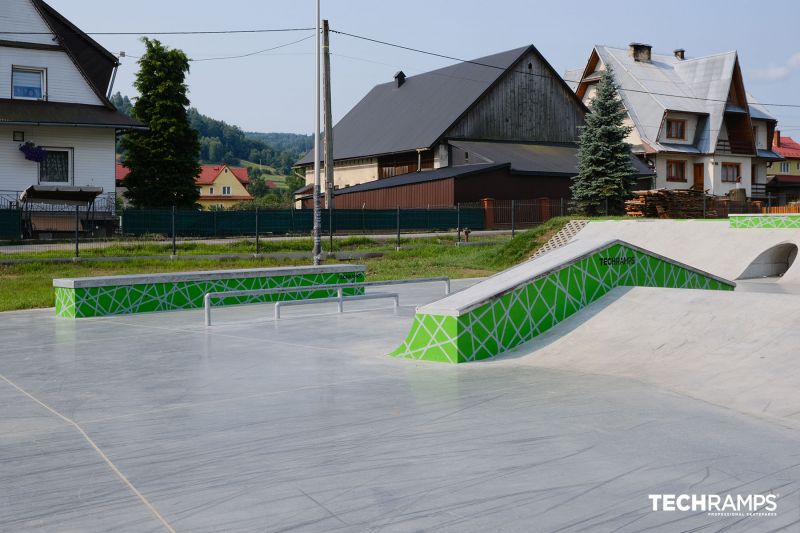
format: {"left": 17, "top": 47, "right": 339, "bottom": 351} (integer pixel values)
{"left": 0, "top": 217, "right": 579, "bottom": 312}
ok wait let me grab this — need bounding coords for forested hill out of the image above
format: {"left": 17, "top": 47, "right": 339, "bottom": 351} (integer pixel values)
{"left": 111, "top": 92, "right": 311, "bottom": 176}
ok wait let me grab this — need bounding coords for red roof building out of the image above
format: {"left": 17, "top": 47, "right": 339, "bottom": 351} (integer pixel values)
{"left": 115, "top": 164, "right": 250, "bottom": 187}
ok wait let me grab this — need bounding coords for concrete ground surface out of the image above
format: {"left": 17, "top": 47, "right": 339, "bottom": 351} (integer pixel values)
{"left": 2, "top": 278, "right": 800, "bottom": 532}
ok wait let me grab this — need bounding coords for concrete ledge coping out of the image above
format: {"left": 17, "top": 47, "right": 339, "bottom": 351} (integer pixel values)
{"left": 53, "top": 264, "right": 366, "bottom": 289}
{"left": 418, "top": 238, "right": 734, "bottom": 317}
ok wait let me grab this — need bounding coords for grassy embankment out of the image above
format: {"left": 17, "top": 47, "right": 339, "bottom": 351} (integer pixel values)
{"left": 0, "top": 217, "right": 581, "bottom": 312}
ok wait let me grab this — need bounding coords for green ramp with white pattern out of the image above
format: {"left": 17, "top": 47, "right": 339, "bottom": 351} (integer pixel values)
{"left": 390, "top": 239, "right": 734, "bottom": 364}
{"left": 730, "top": 214, "right": 800, "bottom": 229}
{"left": 54, "top": 265, "right": 365, "bottom": 318}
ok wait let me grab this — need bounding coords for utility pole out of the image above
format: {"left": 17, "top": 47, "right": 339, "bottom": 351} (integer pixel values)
{"left": 311, "top": 0, "right": 322, "bottom": 265}
{"left": 322, "top": 19, "right": 334, "bottom": 254}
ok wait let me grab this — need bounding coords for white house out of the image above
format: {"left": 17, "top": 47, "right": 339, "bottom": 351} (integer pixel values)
{"left": 566, "top": 44, "right": 782, "bottom": 199}
{"left": 0, "top": 0, "right": 142, "bottom": 210}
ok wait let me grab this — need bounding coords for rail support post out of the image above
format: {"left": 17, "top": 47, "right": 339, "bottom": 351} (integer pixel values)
{"left": 204, "top": 294, "right": 213, "bottom": 327}
{"left": 337, "top": 287, "right": 344, "bottom": 313}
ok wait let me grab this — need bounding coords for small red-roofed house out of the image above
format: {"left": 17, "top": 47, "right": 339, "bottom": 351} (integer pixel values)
{"left": 768, "top": 131, "right": 800, "bottom": 201}
{"left": 116, "top": 163, "right": 253, "bottom": 209}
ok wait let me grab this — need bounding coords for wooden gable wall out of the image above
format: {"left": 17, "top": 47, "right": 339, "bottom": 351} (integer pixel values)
{"left": 443, "top": 48, "right": 586, "bottom": 143}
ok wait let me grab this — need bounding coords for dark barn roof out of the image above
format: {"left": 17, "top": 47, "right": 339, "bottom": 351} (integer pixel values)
{"left": 297, "top": 46, "right": 533, "bottom": 165}
{"left": 334, "top": 163, "right": 509, "bottom": 195}
{"left": 450, "top": 140, "right": 654, "bottom": 177}
{"left": 331, "top": 141, "right": 654, "bottom": 197}
{"left": 0, "top": 99, "right": 144, "bottom": 129}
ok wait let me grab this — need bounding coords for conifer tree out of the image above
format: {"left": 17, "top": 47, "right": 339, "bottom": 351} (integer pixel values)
{"left": 571, "top": 66, "right": 634, "bottom": 215}
{"left": 121, "top": 39, "right": 200, "bottom": 208}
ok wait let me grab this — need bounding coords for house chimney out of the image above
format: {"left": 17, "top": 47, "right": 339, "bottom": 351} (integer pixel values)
{"left": 774, "top": 130, "right": 781, "bottom": 147}
{"left": 628, "top": 43, "right": 652, "bottom": 62}
{"left": 394, "top": 71, "right": 406, "bottom": 88}
{"left": 673, "top": 49, "right": 685, "bottom": 60}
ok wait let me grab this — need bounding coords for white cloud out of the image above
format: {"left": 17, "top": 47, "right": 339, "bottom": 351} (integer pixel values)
{"left": 753, "top": 52, "right": 800, "bottom": 81}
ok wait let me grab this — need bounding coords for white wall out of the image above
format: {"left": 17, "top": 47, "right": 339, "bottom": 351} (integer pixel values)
{"left": 653, "top": 154, "right": 752, "bottom": 196}
{"left": 1, "top": 48, "right": 102, "bottom": 105}
{"left": 657, "top": 113, "right": 698, "bottom": 146}
{"left": 0, "top": 0, "right": 55, "bottom": 46}
{"left": 709, "top": 155, "right": 752, "bottom": 197}
{"left": 0, "top": 125, "right": 116, "bottom": 193}
{"left": 752, "top": 120, "right": 768, "bottom": 150}
{"left": 304, "top": 157, "right": 379, "bottom": 190}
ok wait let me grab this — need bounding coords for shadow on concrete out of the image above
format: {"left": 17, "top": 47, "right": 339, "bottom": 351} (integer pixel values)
{"left": 485, "top": 286, "right": 634, "bottom": 363}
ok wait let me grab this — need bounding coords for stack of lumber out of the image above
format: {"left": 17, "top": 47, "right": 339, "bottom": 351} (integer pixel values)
{"left": 625, "top": 189, "right": 716, "bottom": 218}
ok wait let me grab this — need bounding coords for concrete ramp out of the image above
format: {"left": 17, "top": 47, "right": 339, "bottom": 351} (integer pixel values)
{"left": 390, "top": 238, "right": 733, "bottom": 363}
{"left": 576, "top": 219, "right": 800, "bottom": 282}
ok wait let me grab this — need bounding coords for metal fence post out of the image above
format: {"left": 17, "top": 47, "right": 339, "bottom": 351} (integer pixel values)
{"left": 457, "top": 203, "right": 461, "bottom": 242}
{"left": 171, "top": 204, "right": 177, "bottom": 257}
{"left": 255, "top": 207, "right": 260, "bottom": 255}
{"left": 561, "top": 197, "right": 565, "bottom": 216}
{"left": 329, "top": 204, "right": 333, "bottom": 254}
{"left": 396, "top": 206, "right": 401, "bottom": 251}
{"left": 703, "top": 194, "right": 707, "bottom": 219}
{"left": 511, "top": 199, "right": 516, "bottom": 238}
{"left": 290, "top": 206, "right": 295, "bottom": 234}
{"left": 362, "top": 204, "right": 366, "bottom": 234}
{"left": 74, "top": 205, "right": 79, "bottom": 258}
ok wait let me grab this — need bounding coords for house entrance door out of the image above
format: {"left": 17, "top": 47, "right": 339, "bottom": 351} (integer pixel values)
{"left": 693, "top": 164, "right": 705, "bottom": 191}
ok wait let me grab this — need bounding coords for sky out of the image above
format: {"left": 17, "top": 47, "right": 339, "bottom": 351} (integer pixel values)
{"left": 48, "top": 0, "right": 800, "bottom": 136}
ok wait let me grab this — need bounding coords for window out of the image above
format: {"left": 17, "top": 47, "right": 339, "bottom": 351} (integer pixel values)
{"left": 209, "top": 187, "right": 214, "bottom": 195}
{"left": 12, "top": 67, "right": 45, "bottom": 100}
{"left": 222, "top": 186, "right": 231, "bottom": 195}
{"left": 721, "top": 162, "right": 741, "bottom": 183}
{"left": 781, "top": 162, "right": 790, "bottom": 173}
{"left": 39, "top": 149, "right": 71, "bottom": 184}
{"left": 666, "top": 119, "right": 686, "bottom": 140}
{"left": 797, "top": 162, "right": 800, "bottom": 171}
{"left": 666, "top": 160, "right": 686, "bottom": 182}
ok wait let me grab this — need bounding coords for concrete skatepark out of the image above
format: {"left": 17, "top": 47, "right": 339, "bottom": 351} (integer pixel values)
{"left": 3, "top": 218, "right": 800, "bottom": 531}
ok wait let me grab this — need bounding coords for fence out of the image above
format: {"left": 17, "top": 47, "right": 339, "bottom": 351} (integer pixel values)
{"left": 119, "top": 207, "right": 484, "bottom": 237}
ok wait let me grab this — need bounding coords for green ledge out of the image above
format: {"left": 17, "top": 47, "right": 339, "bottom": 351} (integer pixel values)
{"left": 390, "top": 240, "right": 734, "bottom": 364}
{"left": 54, "top": 265, "right": 365, "bottom": 318}
{"left": 729, "top": 214, "right": 800, "bottom": 229}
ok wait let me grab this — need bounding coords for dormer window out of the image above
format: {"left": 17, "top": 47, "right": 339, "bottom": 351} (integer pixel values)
{"left": 12, "top": 67, "right": 46, "bottom": 100}
{"left": 666, "top": 119, "right": 686, "bottom": 140}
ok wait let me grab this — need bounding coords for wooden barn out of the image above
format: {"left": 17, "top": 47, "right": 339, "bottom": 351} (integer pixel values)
{"left": 295, "top": 44, "right": 652, "bottom": 208}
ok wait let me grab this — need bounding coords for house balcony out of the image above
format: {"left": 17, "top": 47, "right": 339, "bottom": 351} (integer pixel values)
{"left": 715, "top": 139, "right": 755, "bottom": 155}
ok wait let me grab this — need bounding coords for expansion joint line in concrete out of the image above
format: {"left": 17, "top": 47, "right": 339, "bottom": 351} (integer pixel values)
{"left": 0, "top": 373, "right": 176, "bottom": 533}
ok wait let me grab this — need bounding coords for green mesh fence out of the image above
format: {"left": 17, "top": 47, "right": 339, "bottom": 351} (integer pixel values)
{"left": 120, "top": 208, "right": 484, "bottom": 237}
{"left": 0, "top": 209, "right": 21, "bottom": 240}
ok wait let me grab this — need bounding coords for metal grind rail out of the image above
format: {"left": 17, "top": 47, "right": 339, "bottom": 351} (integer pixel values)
{"left": 203, "top": 276, "right": 451, "bottom": 326}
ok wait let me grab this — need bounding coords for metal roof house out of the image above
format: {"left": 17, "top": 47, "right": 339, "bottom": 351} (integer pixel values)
{"left": 569, "top": 43, "right": 782, "bottom": 199}
{"left": 295, "top": 45, "right": 639, "bottom": 208}
{"left": 0, "top": 0, "right": 142, "bottom": 219}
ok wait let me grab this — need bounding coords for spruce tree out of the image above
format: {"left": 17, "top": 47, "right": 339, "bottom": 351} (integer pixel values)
{"left": 571, "top": 66, "right": 634, "bottom": 215}
{"left": 121, "top": 39, "right": 200, "bottom": 208}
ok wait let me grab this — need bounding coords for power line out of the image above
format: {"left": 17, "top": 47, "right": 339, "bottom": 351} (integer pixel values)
{"left": 123, "top": 34, "right": 314, "bottom": 62}
{"left": 0, "top": 28, "right": 315, "bottom": 36}
{"left": 330, "top": 29, "right": 800, "bottom": 110}
{"left": 190, "top": 34, "right": 315, "bottom": 62}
